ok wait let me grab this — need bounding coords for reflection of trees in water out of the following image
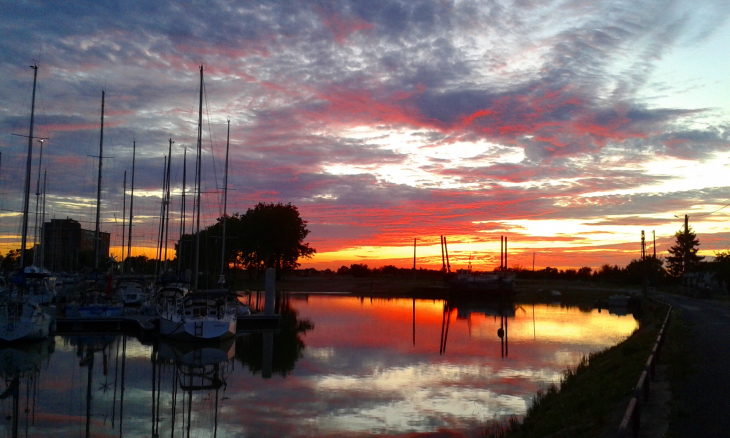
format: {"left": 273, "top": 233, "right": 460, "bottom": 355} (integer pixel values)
{"left": 235, "top": 298, "right": 313, "bottom": 376}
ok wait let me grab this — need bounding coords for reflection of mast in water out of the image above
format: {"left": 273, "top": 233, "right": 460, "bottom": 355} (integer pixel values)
{"left": 0, "top": 339, "right": 54, "bottom": 438}
{"left": 438, "top": 298, "right": 516, "bottom": 356}
{"left": 75, "top": 336, "right": 114, "bottom": 438}
{"left": 439, "top": 302, "right": 453, "bottom": 355}
{"left": 155, "top": 338, "right": 236, "bottom": 438}
{"left": 497, "top": 312, "right": 508, "bottom": 357}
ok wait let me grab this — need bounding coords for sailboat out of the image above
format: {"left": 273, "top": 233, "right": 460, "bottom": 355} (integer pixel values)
{"left": 77, "top": 90, "right": 123, "bottom": 319}
{"left": 157, "top": 65, "right": 236, "bottom": 341}
{"left": 116, "top": 142, "right": 153, "bottom": 306}
{"left": 1, "top": 64, "right": 53, "bottom": 343}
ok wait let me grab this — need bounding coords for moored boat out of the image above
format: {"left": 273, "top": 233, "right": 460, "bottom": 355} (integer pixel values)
{"left": 0, "top": 299, "right": 52, "bottom": 342}
{"left": 158, "top": 290, "right": 236, "bottom": 341}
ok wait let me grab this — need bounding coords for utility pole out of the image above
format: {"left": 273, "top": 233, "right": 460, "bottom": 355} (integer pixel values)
{"left": 500, "top": 236, "right": 503, "bottom": 271}
{"left": 682, "top": 214, "right": 689, "bottom": 272}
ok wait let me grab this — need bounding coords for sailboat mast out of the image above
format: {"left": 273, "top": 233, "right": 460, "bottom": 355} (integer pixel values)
{"left": 40, "top": 170, "right": 47, "bottom": 269}
{"left": 126, "top": 141, "right": 136, "bottom": 271}
{"left": 33, "top": 138, "right": 44, "bottom": 266}
{"left": 178, "top": 148, "right": 186, "bottom": 273}
{"left": 220, "top": 120, "right": 230, "bottom": 281}
{"left": 163, "top": 139, "right": 173, "bottom": 271}
{"left": 94, "top": 90, "right": 105, "bottom": 271}
{"left": 19, "top": 64, "right": 38, "bottom": 270}
{"left": 194, "top": 64, "right": 203, "bottom": 290}
{"left": 155, "top": 155, "right": 167, "bottom": 279}
{"left": 121, "top": 170, "right": 126, "bottom": 275}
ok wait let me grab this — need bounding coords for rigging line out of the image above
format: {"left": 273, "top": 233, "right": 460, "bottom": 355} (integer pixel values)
{"left": 203, "top": 83, "right": 222, "bottom": 216}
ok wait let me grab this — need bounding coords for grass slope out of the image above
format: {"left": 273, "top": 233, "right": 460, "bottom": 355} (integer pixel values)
{"left": 483, "top": 299, "right": 667, "bottom": 438}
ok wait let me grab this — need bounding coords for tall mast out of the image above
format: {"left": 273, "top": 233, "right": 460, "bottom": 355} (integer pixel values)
{"left": 178, "top": 148, "right": 186, "bottom": 273}
{"left": 94, "top": 90, "right": 105, "bottom": 271}
{"left": 155, "top": 156, "right": 167, "bottom": 279}
{"left": 126, "top": 141, "right": 136, "bottom": 272}
{"left": 33, "top": 138, "right": 44, "bottom": 266}
{"left": 163, "top": 139, "right": 173, "bottom": 271}
{"left": 194, "top": 64, "right": 203, "bottom": 290}
{"left": 40, "top": 170, "right": 47, "bottom": 269}
{"left": 121, "top": 170, "right": 126, "bottom": 275}
{"left": 220, "top": 120, "right": 230, "bottom": 282}
{"left": 19, "top": 64, "right": 38, "bottom": 270}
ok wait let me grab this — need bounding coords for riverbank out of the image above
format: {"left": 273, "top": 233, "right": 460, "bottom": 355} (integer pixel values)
{"left": 481, "top": 295, "right": 669, "bottom": 438}
{"left": 240, "top": 274, "right": 643, "bottom": 302}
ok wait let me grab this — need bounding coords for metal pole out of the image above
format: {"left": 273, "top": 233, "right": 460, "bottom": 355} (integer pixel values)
{"left": 40, "top": 170, "right": 47, "bottom": 269}
{"left": 126, "top": 141, "right": 136, "bottom": 272}
{"left": 20, "top": 64, "right": 38, "bottom": 270}
{"left": 444, "top": 236, "right": 450, "bottom": 273}
{"left": 163, "top": 139, "right": 173, "bottom": 271}
{"left": 94, "top": 90, "right": 105, "bottom": 271}
{"left": 220, "top": 121, "right": 230, "bottom": 281}
{"left": 121, "top": 171, "right": 126, "bottom": 274}
{"left": 682, "top": 214, "right": 689, "bottom": 272}
{"left": 33, "top": 139, "right": 44, "bottom": 266}
{"left": 440, "top": 235, "right": 445, "bottom": 272}
{"left": 413, "top": 238, "right": 416, "bottom": 270}
{"left": 194, "top": 64, "right": 203, "bottom": 290}
{"left": 178, "top": 148, "right": 187, "bottom": 273}
{"left": 500, "top": 236, "right": 504, "bottom": 271}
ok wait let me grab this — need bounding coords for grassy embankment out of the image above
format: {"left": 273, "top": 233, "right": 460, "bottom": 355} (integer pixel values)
{"left": 482, "top": 294, "right": 672, "bottom": 438}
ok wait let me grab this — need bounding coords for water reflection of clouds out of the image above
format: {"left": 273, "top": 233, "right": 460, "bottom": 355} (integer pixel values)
{"left": 18, "top": 297, "right": 639, "bottom": 438}
{"left": 284, "top": 296, "right": 638, "bottom": 435}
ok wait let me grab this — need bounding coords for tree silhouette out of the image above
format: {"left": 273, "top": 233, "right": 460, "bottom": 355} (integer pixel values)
{"left": 176, "top": 202, "right": 315, "bottom": 281}
{"left": 666, "top": 223, "right": 704, "bottom": 277}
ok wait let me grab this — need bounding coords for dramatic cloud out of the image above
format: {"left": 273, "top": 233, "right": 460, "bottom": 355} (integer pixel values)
{"left": 1, "top": 0, "right": 729, "bottom": 269}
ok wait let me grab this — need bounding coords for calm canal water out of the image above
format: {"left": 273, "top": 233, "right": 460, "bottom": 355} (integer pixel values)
{"left": 0, "top": 295, "right": 638, "bottom": 438}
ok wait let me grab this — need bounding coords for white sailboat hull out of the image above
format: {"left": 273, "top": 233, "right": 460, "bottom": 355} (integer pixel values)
{"left": 158, "top": 316, "right": 236, "bottom": 341}
{"left": 0, "top": 310, "right": 51, "bottom": 343}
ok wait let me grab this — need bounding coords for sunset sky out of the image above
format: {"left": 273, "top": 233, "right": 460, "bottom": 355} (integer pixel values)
{"left": 1, "top": 0, "right": 729, "bottom": 271}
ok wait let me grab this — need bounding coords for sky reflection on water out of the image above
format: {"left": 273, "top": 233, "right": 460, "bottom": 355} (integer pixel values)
{"left": 0, "top": 296, "right": 637, "bottom": 437}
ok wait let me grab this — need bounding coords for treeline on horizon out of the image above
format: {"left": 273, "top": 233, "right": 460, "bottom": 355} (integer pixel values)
{"left": 303, "top": 251, "right": 730, "bottom": 288}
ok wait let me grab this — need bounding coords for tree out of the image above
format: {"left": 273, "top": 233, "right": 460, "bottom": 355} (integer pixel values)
{"left": 0, "top": 249, "right": 19, "bottom": 273}
{"left": 666, "top": 222, "right": 704, "bottom": 278}
{"left": 232, "top": 202, "right": 315, "bottom": 275}
{"left": 625, "top": 257, "right": 666, "bottom": 285}
{"left": 710, "top": 251, "right": 730, "bottom": 293}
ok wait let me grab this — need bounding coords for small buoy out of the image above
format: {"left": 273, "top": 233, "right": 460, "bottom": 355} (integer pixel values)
{"left": 497, "top": 328, "right": 504, "bottom": 338}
